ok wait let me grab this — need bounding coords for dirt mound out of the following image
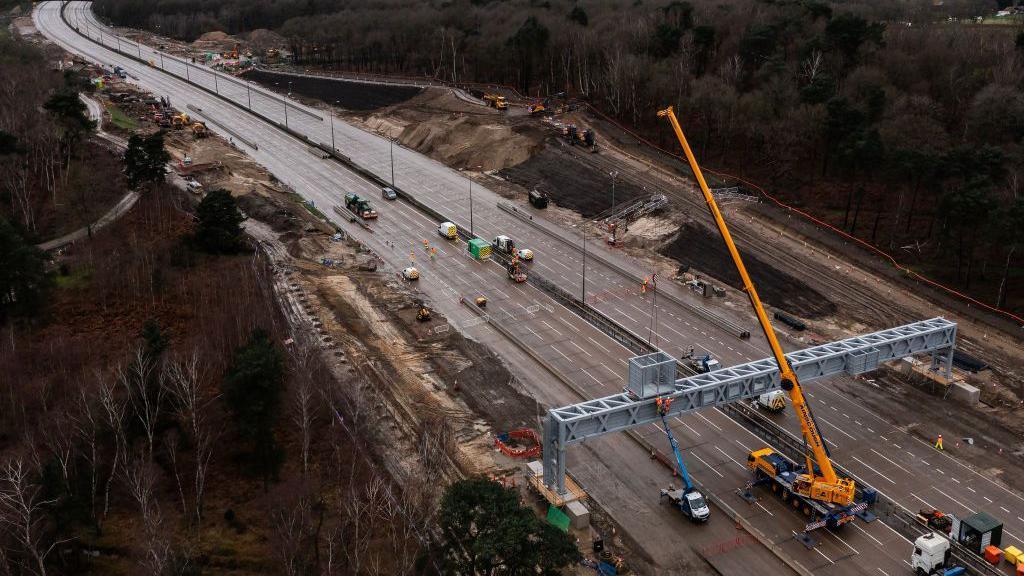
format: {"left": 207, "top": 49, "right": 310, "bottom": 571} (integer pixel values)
{"left": 662, "top": 222, "right": 837, "bottom": 319}
{"left": 399, "top": 116, "right": 540, "bottom": 172}
{"left": 197, "top": 30, "right": 229, "bottom": 41}
{"left": 246, "top": 28, "right": 285, "bottom": 50}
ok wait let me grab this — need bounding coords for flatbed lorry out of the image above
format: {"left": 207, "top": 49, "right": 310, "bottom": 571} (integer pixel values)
{"left": 344, "top": 193, "right": 377, "bottom": 219}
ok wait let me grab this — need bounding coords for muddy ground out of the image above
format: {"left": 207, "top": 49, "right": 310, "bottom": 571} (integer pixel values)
{"left": 663, "top": 221, "right": 838, "bottom": 319}
{"left": 242, "top": 68, "right": 422, "bottom": 111}
{"left": 499, "top": 141, "right": 650, "bottom": 217}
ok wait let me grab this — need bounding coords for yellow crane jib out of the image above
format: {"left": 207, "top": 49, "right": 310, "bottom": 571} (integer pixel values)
{"left": 656, "top": 106, "right": 855, "bottom": 509}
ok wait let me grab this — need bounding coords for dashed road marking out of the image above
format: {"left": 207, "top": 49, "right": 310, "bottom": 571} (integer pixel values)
{"left": 690, "top": 453, "right": 724, "bottom": 478}
{"left": 851, "top": 456, "right": 896, "bottom": 484}
{"left": 586, "top": 336, "right": 611, "bottom": 354}
{"left": 935, "top": 486, "right": 974, "bottom": 513}
{"left": 696, "top": 412, "right": 723, "bottom": 432}
{"left": 540, "top": 320, "right": 562, "bottom": 337}
{"left": 580, "top": 368, "right": 602, "bottom": 385}
{"left": 714, "top": 446, "right": 745, "bottom": 469}
{"left": 871, "top": 449, "right": 911, "bottom": 474}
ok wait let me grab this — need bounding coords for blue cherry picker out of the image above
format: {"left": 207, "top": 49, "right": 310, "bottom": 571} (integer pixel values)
{"left": 656, "top": 397, "right": 711, "bottom": 522}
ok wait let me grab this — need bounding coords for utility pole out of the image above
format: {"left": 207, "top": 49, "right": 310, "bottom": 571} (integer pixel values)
{"left": 609, "top": 169, "right": 619, "bottom": 210}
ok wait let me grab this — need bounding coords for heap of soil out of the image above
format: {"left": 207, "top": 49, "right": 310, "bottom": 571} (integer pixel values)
{"left": 662, "top": 222, "right": 838, "bottom": 319}
{"left": 242, "top": 69, "right": 422, "bottom": 111}
{"left": 358, "top": 90, "right": 546, "bottom": 172}
{"left": 197, "top": 30, "right": 229, "bottom": 42}
{"left": 499, "top": 144, "right": 649, "bottom": 217}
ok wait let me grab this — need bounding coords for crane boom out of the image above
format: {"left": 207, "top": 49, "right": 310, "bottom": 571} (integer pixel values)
{"left": 657, "top": 106, "right": 855, "bottom": 507}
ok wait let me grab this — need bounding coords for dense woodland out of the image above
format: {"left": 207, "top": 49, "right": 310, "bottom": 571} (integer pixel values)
{"left": 93, "top": 0, "right": 1024, "bottom": 315}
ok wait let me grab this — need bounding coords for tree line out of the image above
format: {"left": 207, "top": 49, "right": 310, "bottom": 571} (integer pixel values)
{"left": 91, "top": 0, "right": 1024, "bottom": 313}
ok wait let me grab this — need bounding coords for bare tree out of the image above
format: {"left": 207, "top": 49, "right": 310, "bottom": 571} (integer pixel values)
{"left": 74, "top": 388, "right": 102, "bottom": 534}
{"left": 39, "top": 412, "right": 74, "bottom": 495}
{"left": 120, "top": 348, "right": 165, "bottom": 462}
{"left": 163, "top": 353, "right": 217, "bottom": 523}
{"left": 0, "top": 459, "right": 67, "bottom": 576}
{"left": 98, "top": 377, "right": 127, "bottom": 523}
{"left": 269, "top": 485, "right": 315, "bottom": 576}
{"left": 288, "top": 335, "right": 322, "bottom": 477}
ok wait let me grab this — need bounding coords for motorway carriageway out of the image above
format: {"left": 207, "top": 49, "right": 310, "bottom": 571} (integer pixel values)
{"left": 44, "top": 4, "right": 1023, "bottom": 574}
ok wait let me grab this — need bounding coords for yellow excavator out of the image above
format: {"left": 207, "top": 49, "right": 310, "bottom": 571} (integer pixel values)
{"left": 658, "top": 106, "right": 861, "bottom": 530}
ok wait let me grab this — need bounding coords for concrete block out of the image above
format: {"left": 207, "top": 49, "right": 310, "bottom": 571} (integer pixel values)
{"left": 949, "top": 381, "right": 980, "bottom": 406}
{"left": 565, "top": 500, "right": 590, "bottom": 530}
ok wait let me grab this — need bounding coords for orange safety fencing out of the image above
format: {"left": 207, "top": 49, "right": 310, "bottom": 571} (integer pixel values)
{"left": 494, "top": 428, "right": 542, "bottom": 459}
{"left": 582, "top": 102, "right": 1024, "bottom": 327}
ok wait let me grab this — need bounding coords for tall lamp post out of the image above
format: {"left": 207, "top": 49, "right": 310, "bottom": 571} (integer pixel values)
{"left": 467, "top": 165, "right": 481, "bottom": 236}
{"left": 582, "top": 222, "right": 587, "bottom": 303}
{"left": 330, "top": 100, "right": 338, "bottom": 151}
{"left": 609, "top": 169, "right": 619, "bottom": 210}
{"left": 389, "top": 138, "right": 396, "bottom": 186}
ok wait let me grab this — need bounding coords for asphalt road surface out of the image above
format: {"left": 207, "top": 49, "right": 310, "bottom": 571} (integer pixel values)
{"left": 39, "top": 4, "right": 1023, "bottom": 575}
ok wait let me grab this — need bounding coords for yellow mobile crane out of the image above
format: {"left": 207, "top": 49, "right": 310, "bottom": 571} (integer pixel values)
{"left": 658, "top": 107, "right": 864, "bottom": 530}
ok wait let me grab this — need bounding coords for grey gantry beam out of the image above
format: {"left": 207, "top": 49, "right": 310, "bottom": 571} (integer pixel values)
{"left": 542, "top": 317, "right": 957, "bottom": 494}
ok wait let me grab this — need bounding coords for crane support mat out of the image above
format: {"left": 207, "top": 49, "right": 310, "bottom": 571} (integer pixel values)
{"left": 527, "top": 461, "right": 585, "bottom": 507}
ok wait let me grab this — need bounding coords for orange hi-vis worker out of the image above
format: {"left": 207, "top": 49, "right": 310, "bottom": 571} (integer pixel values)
{"left": 641, "top": 277, "right": 649, "bottom": 294}
{"left": 935, "top": 434, "right": 943, "bottom": 450}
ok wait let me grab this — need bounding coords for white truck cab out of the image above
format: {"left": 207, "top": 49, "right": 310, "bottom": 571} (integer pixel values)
{"left": 755, "top": 390, "right": 787, "bottom": 412}
{"left": 911, "top": 532, "right": 952, "bottom": 575}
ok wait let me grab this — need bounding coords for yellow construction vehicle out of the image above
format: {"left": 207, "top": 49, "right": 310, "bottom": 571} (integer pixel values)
{"left": 171, "top": 113, "right": 190, "bottom": 128}
{"left": 483, "top": 94, "right": 508, "bottom": 110}
{"left": 658, "top": 106, "right": 864, "bottom": 531}
{"left": 190, "top": 122, "right": 208, "bottom": 138}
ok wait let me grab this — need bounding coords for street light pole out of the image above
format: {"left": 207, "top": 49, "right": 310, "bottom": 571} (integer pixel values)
{"left": 609, "top": 169, "right": 619, "bottom": 210}
{"left": 390, "top": 139, "right": 395, "bottom": 185}
{"left": 214, "top": 71, "right": 219, "bottom": 94}
{"left": 582, "top": 224, "right": 587, "bottom": 302}
{"left": 159, "top": 52, "right": 164, "bottom": 69}
{"left": 469, "top": 177, "right": 474, "bottom": 236}
{"left": 330, "top": 104, "right": 337, "bottom": 151}
{"left": 246, "top": 82, "right": 252, "bottom": 110}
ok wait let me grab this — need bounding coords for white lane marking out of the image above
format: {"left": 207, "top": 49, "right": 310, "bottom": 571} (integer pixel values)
{"left": 735, "top": 439, "right": 754, "bottom": 452}
{"left": 553, "top": 345, "right": 574, "bottom": 365}
{"left": 828, "top": 529, "right": 860, "bottom": 555}
{"left": 983, "top": 496, "right": 993, "bottom": 503}
{"left": 618, "top": 310, "right": 638, "bottom": 324}
{"left": 877, "top": 569, "right": 890, "bottom": 576}
{"left": 853, "top": 522, "right": 884, "bottom": 547}
{"left": 557, "top": 316, "right": 578, "bottom": 331}
{"left": 966, "top": 487, "right": 977, "bottom": 493}
{"left": 1000, "top": 506, "right": 1011, "bottom": 514}
{"left": 813, "top": 547, "right": 834, "bottom": 565}
{"left": 540, "top": 320, "right": 562, "bottom": 337}
{"left": 756, "top": 502, "right": 774, "bottom": 517}
{"left": 851, "top": 456, "right": 896, "bottom": 484}
{"left": 819, "top": 416, "right": 857, "bottom": 440}
{"left": 910, "top": 493, "right": 937, "bottom": 510}
{"left": 674, "top": 417, "right": 701, "bottom": 438}
{"left": 525, "top": 325, "right": 542, "bottom": 340}
{"left": 934, "top": 487, "right": 974, "bottom": 513}
{"left": 714, "top": 446, "right": 746, "bottom": 470}
{"left": 870, "top": 448, "right": 912, "bottom": 474}
{"left": 580, "top": 368, "right": 602, "bottom": 385}
{"left": 690, "top": 452, "right": 724, "bottom": 478}
{"left": 892, "top": 443, "right": 901, "bottom": 449}
{"left": 586, "top": 336, "right": 611, "bottom": 354}
{"left": 950, "top": 478, "right": 960, "bottom": 484}
{"left": 569, "top": 341, "right": 592, "bottom": 357}
{"left": 696, "top": 412, "right": 723, "bottom": 432}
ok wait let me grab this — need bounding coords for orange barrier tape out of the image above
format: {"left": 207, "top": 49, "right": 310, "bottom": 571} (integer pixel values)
{"left": 582, "top": 103, "right": 1024, "bottom": 326}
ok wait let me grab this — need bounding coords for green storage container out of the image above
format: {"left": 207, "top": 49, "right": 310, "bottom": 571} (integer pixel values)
{"left": 467, "top": 238, "right": 492, "bottom": 260}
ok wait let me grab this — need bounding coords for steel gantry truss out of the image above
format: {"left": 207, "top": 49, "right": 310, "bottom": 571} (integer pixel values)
{"left": 541, "top": 317, "right": 957, "bottom": 494}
